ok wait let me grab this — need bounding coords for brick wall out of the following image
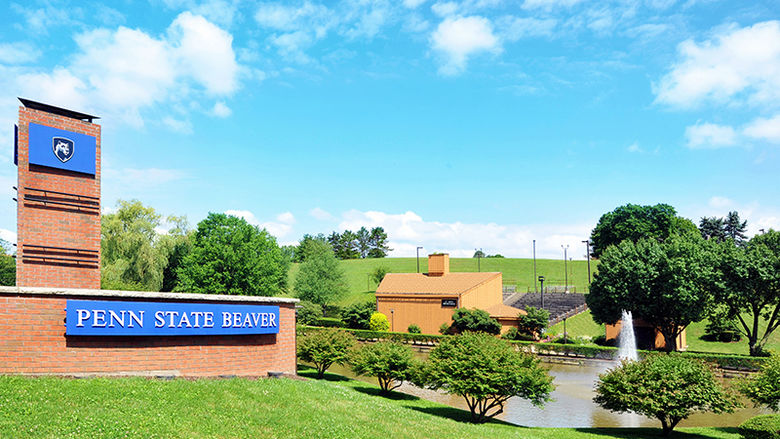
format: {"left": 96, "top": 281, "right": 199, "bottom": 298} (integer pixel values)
{"left": 16, "top": 106, "right": 101, "bottom": 288}
{"left": 0, "top": 289, "right": 297, "bottom": 376}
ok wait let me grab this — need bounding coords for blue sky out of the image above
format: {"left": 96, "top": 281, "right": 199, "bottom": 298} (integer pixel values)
{"left": 0, "top": 0, "right": 778, "bottom": 259}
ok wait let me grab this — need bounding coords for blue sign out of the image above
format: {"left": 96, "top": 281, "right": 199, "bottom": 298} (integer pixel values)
{"left": 28, "top": 122, "right": 96, "bottom": 175}
{"left": 65, "top": 300, "right": 280, "bottom": 336}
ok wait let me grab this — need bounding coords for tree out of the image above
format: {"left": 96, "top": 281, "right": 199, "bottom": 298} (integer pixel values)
{"left": 0, "top": 238, "right": 15, "bottom": 286}
{"left": 724, "top": 211, "right": 748, "bottom": 245}
{"left": 297, "top": 300, "right": 323, "bottom": 326}
{"left": 369, "top": 312, "right": 390, "bottom": 331}
{"left": 371, "top": 266, "right": 388, "bottom": 286}
{"left": 700, "top": 216, "right": 727, "bottom": 242}
{"left": 517, "top": 306, "right": 550, "bottom": 339}
{"left": 594, "top": 354, "right": 740, "bottom": 436}
{"left": 740, "top": 352, "right": 780, "bottom": 411}
{"left": 451, "top": 308, "right": 501, "bottom": 335}
{"left": 329, "top": 230, "right": 359, "bottom": 260}
{"left": 589, "top": 203, "right": 699, "bottom": 258}
{"left": 295, "top": 234, "right": 330, "bottom": 263}
{"left": 473, "top": 250, "right": 485, "bottom": 258}
{"left": 356, "top": 227, "right": 371, "bottom": 258}
{"left": 176, "top": 213, "right": 289, "bottom": 296}
{"left": 157, "top": 215, "right": 192, "bottom": 292}
{"left": 350, "top": 341, "right": 416, "bottom": 394}
{"left": 294, "top": 240, "right": 347, "bottom": 306}
{"left": 586, "top": 236, "right": 717, "bottom": 351}
{"left": 715, "top": 231, "right": 780, "bottom": 356}
{"left": 101, "top": 200, "right": 166, "bottom": 291}
{"left": 417, "top": 332, "right": 554, "bottom": 423}
{"left": 297, "top": 328, "right": 355, "bottom": 379}
{"left": 367, "top": 227, "right": 391, "bottom": 258}
{"left": 341, "top": 301, "right": 375, "bottom": 329}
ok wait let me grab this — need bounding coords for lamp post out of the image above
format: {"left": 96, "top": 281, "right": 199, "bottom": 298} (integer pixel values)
{"left": 538, "top": 275, "right": 545, "bottom": 309}
{"left": 476, "top": 248, "right": 482, "bottom": 272}
{"left": 390, "top": 309, "right": 394, "bottom": 332}
{"left": 416, "top": 246, "right": 423, "bottom": 273}
{"left": 533, "top": 240, "right": 537, "bottom": 293}
{"left": 561, "top": 244, "right": 569, "bottom": 292}
{"left": 582, "top": 239, "right": 591, "bottom": 286}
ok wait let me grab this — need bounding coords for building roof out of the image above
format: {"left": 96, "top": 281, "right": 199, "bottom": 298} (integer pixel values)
{"left": 484, "top": 303, "right": 526, "bottom": 318}
{"left": 375, "top": 272, "right": 500, "bottom": 295}
{"left": 19, "top": 98, "right": 99, "bottom": 123}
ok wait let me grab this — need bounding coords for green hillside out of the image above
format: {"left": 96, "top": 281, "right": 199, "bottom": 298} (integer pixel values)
{"left": 288, "top": 257, "right": 597, "bottom": 306}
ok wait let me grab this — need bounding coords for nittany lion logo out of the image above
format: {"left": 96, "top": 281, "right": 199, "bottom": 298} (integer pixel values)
{"left": 52, "top": 137, "right": 74, "bottom": 163}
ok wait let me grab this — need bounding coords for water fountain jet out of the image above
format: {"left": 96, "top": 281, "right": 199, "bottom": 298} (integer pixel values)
{"left": 616, "top": 310, "right": 638, "bottom": 362}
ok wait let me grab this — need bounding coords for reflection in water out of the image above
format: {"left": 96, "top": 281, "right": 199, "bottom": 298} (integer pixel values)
{"left": 323, "top": 359, "right": 768, "bottom": 428}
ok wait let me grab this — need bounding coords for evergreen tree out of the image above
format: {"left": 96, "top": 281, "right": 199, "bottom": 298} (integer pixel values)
{"left": 367, "top": 227, "right": 391, "bottom": 258}
{"left": 356, "top": 227, "right": 371, "bottom": 258}
{"left": 724, "top": 211, "right": 748, "bottom": 245}
{"left": 699, "top": 216, "right": 726, "bottom": 242}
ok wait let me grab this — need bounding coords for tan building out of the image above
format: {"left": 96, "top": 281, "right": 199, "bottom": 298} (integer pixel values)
{"left": 606, "top": 318, "right": 687, "bottom": 351}
{"left": 375, "top": 254, "right": 524, "bottom": 335}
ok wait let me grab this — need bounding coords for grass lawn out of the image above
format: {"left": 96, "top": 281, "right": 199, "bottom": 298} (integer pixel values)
{"left": 288, "top": 257, "right": 596, "bottom": 306}
{"left": 548, "top": 308, "right": 605, "bottom": 339}
{"left": 0, "top": 370, "right": 739, "bottom": 439}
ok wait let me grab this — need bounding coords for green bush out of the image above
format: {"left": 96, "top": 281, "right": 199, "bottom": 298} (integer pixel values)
{"left": 297, "top": 328, "right": 355, "bottom": 378}
{"left": 517, "top": 306, "right": 549, "bottom": 339}
{"left": 407, "top": 324, "right": 421, "bottom": 334}
{"left": 369, "top": 312, "right": 390, "bottom": 331}
{"left": 439, "top": 322, "right": 453, "bottom": 335}
{"left": 341, "top": 302, "right": 375, "bottom": 329}
{"left": 501, "top": 327, "right": 535, "bottom": 342}
{"left": 451, "top": 308, "right": 500, "bottom": 335}
{"left": 297, "top": 301, "right": 323, "bottom": 325}
{"left": 351, "top": 341, "right": 417, "bottom": 394}
{"left": 741, "top": 352, "right": 780, "bottom": 411}
{"left": 737, "top": 415, "right": 780, "bottom": 439}
{"left": 315, "top": 317, "right": 345, "bottom": 328}
{"left": 703, "top": 315, "right": 742, "bottom": 342}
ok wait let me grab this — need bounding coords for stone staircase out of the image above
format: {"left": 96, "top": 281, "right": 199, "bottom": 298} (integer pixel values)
{"left": 505, "top": 292, "right": 587, "bottom": 322}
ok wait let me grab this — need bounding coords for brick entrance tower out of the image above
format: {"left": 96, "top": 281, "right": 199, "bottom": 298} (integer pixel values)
{"left": 14, "top": 98, "right": 101, "bottom": 288}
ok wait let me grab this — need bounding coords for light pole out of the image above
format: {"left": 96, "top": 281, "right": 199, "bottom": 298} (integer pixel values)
{"left": 562, "top": 244, "right": 569, "bottom": 292}
{"left": 538, "top": 275, "right": 545, "bottom": 309}
{"left": 390, "top": 309, "right": 394, "bottom": 332}
{"left": 475, "top": 248, "right": 482, "bottom": 272}
{"left": 533, "top": 240, "right": 537, "bottom": 293}
{"left": 582, "top": 239, "right": 591, "bottom": 286}
{"left": 416, "top": 246, "right": 423, "bottom": 273}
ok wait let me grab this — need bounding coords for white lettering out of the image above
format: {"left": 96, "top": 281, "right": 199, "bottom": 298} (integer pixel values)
{"left": 261, "top": 313, "right": 269, "bottom": 327}
{"left": 252, "top": 313, "right": 261, "bottom": 327}
{"left": 233, "top": 312, "right": 242, "bottom": 327}
{"left": 204, "top": 312, "right": 214, "bottom": 327}
{"left": 154, "top": 311, "right": 165, "bottom": 328}
{"left": 76, "top": 309, "right": 90, "bottom": 327}
{"left": 191, "top": 311, "right": 202, "bottom": 327}
{"left": 129, "top": 311, "right": 144, "bottom": 328}
{"left": 108, "top": 310, "right": 125, "bottom": 328}
{"left": 222, "top": 312, "right": 231, "bottom": 327}
{"left": 269, "top": 312, "right": 277, "bottom": 327}
{"left": 243, "top": 313, "right": 252, "bottom": 328}
{"left": 166, "top": 311, "right": 178, "bottom": 328}
{"left": 178, "top": 312, "right": 192, "bottom": 328}
{"left": 93, "top": 310, "right": 106, "bottom": 327}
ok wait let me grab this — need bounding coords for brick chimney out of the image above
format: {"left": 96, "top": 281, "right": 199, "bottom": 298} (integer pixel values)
{"left": 427, "top": 254, "right": 450, "bottom": 277}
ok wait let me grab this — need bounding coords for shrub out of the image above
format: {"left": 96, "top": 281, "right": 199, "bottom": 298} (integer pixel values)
{"left": 451, "top": 308, "right": 501, "bottom": 335}
{"left": 369, "top": 312, "right": 390, "bottom": 331}
{"left": 703, "top": 314, "right": 742, "bottom": 342}
{"left": 315, "top": 317, "right": 345, "bottom": 328}
{"left": 593, "top": 334, "right": 616, "bottom": 347}
{"left": 594, "top": 354, "right": 741, "bottom": 436}
{"left": 297, "top": 301, "right": 323, "bottom": 326}
{"left": 517, "top": 306, "right": 550, "bottom": 339}
{"left": 741, "top": 352, "right": 780, "bottom": 411}
{"left": 501, "top": 327, "right": 535, "bottom": 342}
{"left": 341, "top": 302, "right": 375, "bottom": 329}
{"left": 297, "top": 328, "right": 355, "bottom": 379}
{"left": 439, "top": 323, "right": 453, "bottom": 335}
{"left": 371, "top": 266, "right": 389, "bottom": 285}
{"left": 416, "top": 332, "right": 554, "bottom": 423}
{"left": 351, "top": 341, "right": 417, "bottom": 394}
{"left": 737, "top": 415, "right": 780, "bottom": 439}
{"left": 407, "top": 324, "right": 421, "bottom": 334}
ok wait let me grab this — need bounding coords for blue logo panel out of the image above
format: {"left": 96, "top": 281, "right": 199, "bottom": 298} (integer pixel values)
{"left": 65, "top": 300, "right": 280, "bottom": 336}
{"left": 28, "top": 122, "right": 96, "bottom": 175}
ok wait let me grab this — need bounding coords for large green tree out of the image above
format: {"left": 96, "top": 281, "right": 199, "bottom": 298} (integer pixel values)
{"left": 716, "top": 230, "right": 780, "bottom": 356}
{"left": 0, "top": 238, "right": 15, "bottom": 286}
{"left": 294, "top": 234, "right": 330, "bottom": 263}
{"left": 595, "top": 354, "right": 740, "bottom": 436}
{"left": 176, "top": 213, "right": 289, "bottom": 296}
{"left": 740, "top": 352, "right": 780, "bottom": 411}
{"left": 589, "top": 203, "right": 699, "bottom": 258}
{"left": 724, "top": 211, "right": 748, "bottom": 245}
{"left": 294, "top": 239, "right": 347, "bottom": 305}
{"left": 416, "top": 332, "right": 554, "bottom": 423}
{"left": 157, "top": 215, "right": 192, "bottom": 292}
{"left": 101, "top": 200, "right": 167, "bottom": 291}
{"left": 586, "top": 236, "right": 717, "bottom": 351}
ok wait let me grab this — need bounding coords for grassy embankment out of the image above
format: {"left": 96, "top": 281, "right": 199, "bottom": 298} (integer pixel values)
{"left": 288, "top": 257, "right": 595, "bottom": 306}
{"left": 0, "top": 370, "right": 740, "bottom": 439}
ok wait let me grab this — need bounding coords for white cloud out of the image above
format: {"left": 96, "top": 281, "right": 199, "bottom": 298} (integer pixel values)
{"left": 684, "top": 122, "right": 738, "bottom": 149}
{"left": 431, "top": 15, "right": 500, "bottom": 75}
{"left": 225, "top": 209, "right": 295, "bottom": 239}
{"left": 687, "top": 199, "right": 780, "bottom": 236}
{"left": 0, "top": 42, "right": 40, "bottom": 64}
{"left": 708, "top": 196, "right": 733, "bottom": 209}
{"left": 655, "top": 21, "right": 780, "bottom": 108}
{"left": 431, "top": 2, "right": 459, "bottom": 17}
{"left": 743, "top": 114, "right": 780, "bottom": 143}
{"left": 338, "top": 209, "right": 592, "bottom": 259}
{"left": 499, "top": 16, "right": 556, "bottom": 41}
{"left": 310, "top": 207, "right": 334, "bottom": 220}
{"left": 277, "top": 212, "right": 296, "bottom": 223}
{"left": 109, "top": 168, "right": 188, "bottom": 185}
{"left": 211, "top": 101, "right": 232, "bottom": 117}
{"left": 0, "top": 228, "right": 16, "bottom": 246}
{"left": 14, "top": 12, "right": 240, "bottom": 128}
{"left": 162, "top": 117, "right": 194, "bottom": 134}
{"left": 521, "top": 0, "right": 583, "bottom": 10}
{"left": 627, "top": 142, "right": 643, "bottom": 153}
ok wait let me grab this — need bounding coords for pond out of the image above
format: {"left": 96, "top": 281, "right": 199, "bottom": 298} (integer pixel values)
{"left": 323, "top": 358, "right": 769, "bottom": 428}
